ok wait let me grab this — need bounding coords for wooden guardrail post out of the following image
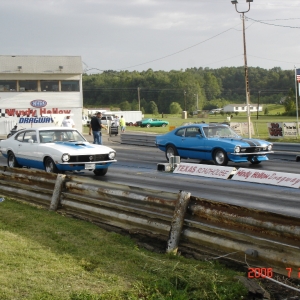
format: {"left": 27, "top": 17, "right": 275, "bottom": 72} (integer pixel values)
{"left": 49, "top": 174, "right": 66, "bottom": 211}
{"left": 166, "top": 190, "right": 191, "bottom": 254}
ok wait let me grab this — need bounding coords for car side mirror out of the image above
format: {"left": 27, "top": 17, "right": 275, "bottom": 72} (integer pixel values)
{"left": 28, "top": 139, "right": 34, "bottom": 143}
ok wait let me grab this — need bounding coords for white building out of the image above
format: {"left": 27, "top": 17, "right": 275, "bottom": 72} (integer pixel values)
{"left": 0, "top": 55, "right": 83, "bottom": 134}
{"left": 223, "top": 104, "right": 263, "bottom": 113}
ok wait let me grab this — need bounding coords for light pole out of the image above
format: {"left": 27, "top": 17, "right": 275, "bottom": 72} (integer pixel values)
{"left": 184, "top": 90, "right": 187, "bottom": 111}
{"left": 231, "top": 0, "right": 253, "bottom": 138}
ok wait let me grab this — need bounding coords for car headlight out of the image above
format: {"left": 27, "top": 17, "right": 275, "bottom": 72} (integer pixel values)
{"left": 62, "top": 153, "right": 70, "bottom": 162}
{"left": 108, "top": 152, "right": 116, "bottom": 160}
{"left": 267, "top": 144, "right": 272, "bottom": 151}
{"left": 234, "top": 146, "right": 241, "bottom": 153}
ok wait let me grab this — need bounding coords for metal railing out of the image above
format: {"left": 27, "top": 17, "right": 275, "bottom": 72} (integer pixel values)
{"left": 0, "top": 166, "right": 299, "bottom": 278}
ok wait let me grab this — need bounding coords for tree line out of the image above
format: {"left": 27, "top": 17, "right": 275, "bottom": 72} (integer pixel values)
{"left": 83, "top": 66, "right": 295, "bottom": 114}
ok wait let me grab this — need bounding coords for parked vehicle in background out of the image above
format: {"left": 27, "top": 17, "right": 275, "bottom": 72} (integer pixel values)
{"left": 0, "top": 127, "right": 117, "bottom": 176}
{"left": 102, "top": 111, "right": 143, "bottom": 126}
{"left": 82, "top": 115, "right": 90, "bottom": 126}
{"left": 137, "top": 118, "right": 169, "bottom": 128}
{"left": 155, "top": 123, "right": 273, "bottom": 166}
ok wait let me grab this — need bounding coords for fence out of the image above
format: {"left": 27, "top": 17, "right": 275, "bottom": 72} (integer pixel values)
{"left": 0, "top": 166, "right": 299, "bottom": 279}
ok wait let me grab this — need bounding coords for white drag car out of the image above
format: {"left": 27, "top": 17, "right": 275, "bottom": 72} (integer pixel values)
{"left": 0, "top": 127, "right": 116, "bottom": 176}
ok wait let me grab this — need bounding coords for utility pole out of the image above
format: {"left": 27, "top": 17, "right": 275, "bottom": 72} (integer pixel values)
{"left": 231, "top": 0, "right": 253, "bottom": 138}
{"left": 184, "top": 90, "right": 187, "bottom": 111}
{"left": 137, "top": 87, "right": 141, "bottom": 111}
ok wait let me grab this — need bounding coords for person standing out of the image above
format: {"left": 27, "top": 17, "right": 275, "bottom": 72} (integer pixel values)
{"left": 114, "top": 116, "right": 120, "bottom": 127}
{"left": 120, "top": 115, "right": 126, "bottom": 133}
{"left": 61, "top": 115, "right": 75, "bottom": 128}
{"left": 89, "top": 112, "right": 107, "bottom": 144}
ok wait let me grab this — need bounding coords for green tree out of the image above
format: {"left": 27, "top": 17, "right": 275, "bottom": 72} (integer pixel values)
{"left": 264, "top": 107, "right": 269, "bottom": 115}
{"left": 119, "top": 101, "right": 131, "bottom": 111}
{"left": 148, "top": 101, "right": 158, "bottom": 114}
{"left": 169, "top": 102, "right": 182, "bottom": 114}
{"left": 284, "top": 89, "right": 295, "bottom": 113}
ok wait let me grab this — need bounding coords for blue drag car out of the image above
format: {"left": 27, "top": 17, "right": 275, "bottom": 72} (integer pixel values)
{"left": 155, "top": 123, "right": 273, "bottom": 166}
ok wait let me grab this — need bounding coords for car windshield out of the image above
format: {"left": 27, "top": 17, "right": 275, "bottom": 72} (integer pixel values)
{"left": 39, "top": 130, "right": 86, "bottom": 143}
{"left": 203, "top": 126, "right": 240, "bottom": 138}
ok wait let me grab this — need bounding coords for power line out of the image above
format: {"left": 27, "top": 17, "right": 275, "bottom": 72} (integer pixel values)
{"left": 247, "top": 17, "right": 300, "bottom": 29}
{"left": 116, "top": 26, "right": 240, "bottom": 70}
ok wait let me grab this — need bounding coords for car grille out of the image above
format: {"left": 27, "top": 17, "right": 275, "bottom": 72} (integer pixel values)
{"left": 69, "top": 154, "right": 109, "bottom": 163}
{"left": 241, "top": 147, "right": 268, "bottom": 153}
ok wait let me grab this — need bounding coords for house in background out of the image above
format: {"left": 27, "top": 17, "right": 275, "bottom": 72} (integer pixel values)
{"left": 223, "top": 104, "right": 263, "bottom": 113}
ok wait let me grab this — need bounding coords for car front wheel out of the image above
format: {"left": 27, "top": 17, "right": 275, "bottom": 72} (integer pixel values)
{"left": 161, "top": 124, "right": 167, "bottom": 127}
{"left": 165, "top": 145, "right": 178, "bottom": 161}
{"left": 93, "top": 168, "right": 108, "bottom": 176}
{"left": 213, "top": 149, "right": 228, "bottom": 166}
{"left": 146, "top": 124, "right": 151, "bottom": 128}
{"left": 44, "top": 157, "right": 59, "bottom": 173}
{"left": 7, "top": 152, "right": 22, "bottom": 168}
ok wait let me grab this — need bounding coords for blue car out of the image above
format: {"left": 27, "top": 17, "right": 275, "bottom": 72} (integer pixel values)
{"left": 155, "top": 123, "right": 273, "bottom": 166}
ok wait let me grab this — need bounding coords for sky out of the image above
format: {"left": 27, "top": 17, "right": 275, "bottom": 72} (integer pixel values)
{"left": 1, "top": 0, "right": 300, "bottom": 74}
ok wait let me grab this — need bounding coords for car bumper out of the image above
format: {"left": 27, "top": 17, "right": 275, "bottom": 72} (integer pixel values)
{"left": 56, "top": 160, "right": 117, "bottom": 171}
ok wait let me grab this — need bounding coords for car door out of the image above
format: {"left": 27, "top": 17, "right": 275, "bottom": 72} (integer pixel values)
{"left": 15, "top": 130, "right": 39, "bottom": 167}
{"left": 179, "top": 126, "right": 207, "bottom": 159}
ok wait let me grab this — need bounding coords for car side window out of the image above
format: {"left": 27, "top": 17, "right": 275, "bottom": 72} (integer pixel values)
{"left": 16, "top": 132, "right": 25, "bottom": 142}
{"left": 175, "top": 128, "right": 185, "bottom": 137}
{"left": 23, "top": 131, "right": 36, "bottom": 143}
{"left": 185, "top": 127, "right": 201, "bottom": 138}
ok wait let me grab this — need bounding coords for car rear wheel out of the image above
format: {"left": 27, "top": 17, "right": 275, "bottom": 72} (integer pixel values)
{"left": 93, "top": 168, "right": 108, "bottom": 176}
{"left": 213, "top": 149, "right": 228, "bottom": 166}
{"left": 165, "top": 145, "right": 178, "bottom": 162}
{"left": 44, "top": 157, "right": 58, "bottom": 173}
{"left": 7, "top": 152, "right": 22, "bottom": 168}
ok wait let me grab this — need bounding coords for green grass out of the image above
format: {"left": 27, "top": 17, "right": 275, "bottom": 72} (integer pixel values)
{"left": 0, "top": 198, "right": 248, "bottom": 300}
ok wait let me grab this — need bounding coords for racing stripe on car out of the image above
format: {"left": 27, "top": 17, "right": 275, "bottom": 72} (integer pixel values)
{"left": 241, "top": 139, "right": 262, "bottom": 146}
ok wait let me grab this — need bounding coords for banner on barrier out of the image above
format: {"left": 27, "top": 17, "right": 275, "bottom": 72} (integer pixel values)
{"left": 231, "top": 168, "right": 300, "bottom": 189}
{"left": 173, "top": 163, "right": 236, "bottom": 179}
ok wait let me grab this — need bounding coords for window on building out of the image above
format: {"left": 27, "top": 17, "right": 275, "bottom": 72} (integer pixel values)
{"left": 41, "top": 80, "right": 59, "bottom": 92}
{"left": 235, "top": 107, "right": 238, "bottom": 110}
{"left": 19, "top": 80, "right": 38, "bottom": 92}
{"left": 0, "top": 80, "right": 17, "bottom": 92}
{"left": 61, "top": 80, "right": 80, "bottom": 91}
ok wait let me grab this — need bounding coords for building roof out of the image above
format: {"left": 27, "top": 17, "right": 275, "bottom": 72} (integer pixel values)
{"left": 0, "top": 55, "right": 83, "bottom": 74}
{"left": 224, "top": 104, "right": 262, "bottom": 107}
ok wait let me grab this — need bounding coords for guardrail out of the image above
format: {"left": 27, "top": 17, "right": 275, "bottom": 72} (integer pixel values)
{"left": 0, "top": 166, "right": 299, "bottom": 279}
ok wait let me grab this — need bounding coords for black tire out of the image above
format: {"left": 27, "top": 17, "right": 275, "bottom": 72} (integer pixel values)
{"left": 213, "top": 149, "right": 228, "bottom": 166}
{"left": 7, "top": 152, "right": 22, "bottom": 168}
{"left": 165, "top": 145, "right": 178, "bottom": 162}
{"left": 93, "top": 168, "right": 108, "bottom": 176}
{"left": 250, "top": 158, "right": 261, "bottom": 165}
{"left": 44, "top": 157, "right": 59, "bottom": 173}
{"left": 146, "top": 124, "right": 151, "bottom": 128}
{"left": 161, "top": 124, "right": 167, "bottom": 127}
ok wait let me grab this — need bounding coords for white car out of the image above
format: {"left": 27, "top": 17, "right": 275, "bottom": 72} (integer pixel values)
{"left": 0, "top": 127, "right": 117, "bottom": 176}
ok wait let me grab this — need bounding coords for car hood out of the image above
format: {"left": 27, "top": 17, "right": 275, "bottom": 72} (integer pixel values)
{"left": 42, "top": 141, "right": 115, "bottom": 154}
{"left": 211, "top": 137, "right": 270, "bottom": 147}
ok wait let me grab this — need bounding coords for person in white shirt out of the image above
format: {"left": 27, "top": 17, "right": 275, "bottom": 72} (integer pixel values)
{"left": 113, "top": 116, "right": 120, "bottom": 127}
{"left": 61, "top": 115, "right": 75, "bottom": 128}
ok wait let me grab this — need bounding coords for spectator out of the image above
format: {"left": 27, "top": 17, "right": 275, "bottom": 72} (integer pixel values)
{"left": 114, "top": 116, "right": 120, "bottom": 127}
{"left": 89, "top": 112, "right": 107, "bottom": 145}
{"left": 120, "top": 115, "right": 126, "bottom": 133}
{"left": 61, "top": 115, "right": 75, "bottom": 128}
